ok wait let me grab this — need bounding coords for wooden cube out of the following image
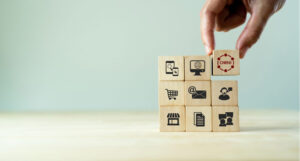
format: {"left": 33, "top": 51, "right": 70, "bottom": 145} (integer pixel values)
{"left": 160, "top": 106, "right": 185, "bottom": 132}
{"left": 212, "top": 50, "right": 240, "bottom": 76}
{"left": 185, "top": 81, "right": 211, "bottom": 106}
{"left": 184, "top": 55, "right": 211, "bottom": 80}
{"left": 212, "top": 106, "right": 239, "bottom": 132}
{"left": 186, "top": 106, "right": 212, "bottom": 132}
{"left": 158, "top": 56, "right": 184, "bottom": 80}
{"left": 211, "top": 80, "right": 238, "bottom": 106}
{"left": 159, "top": 81, "right": 184, "bottom": 105}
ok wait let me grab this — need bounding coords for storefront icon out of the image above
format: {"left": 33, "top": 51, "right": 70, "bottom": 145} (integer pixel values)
{"left": 167, "top": 113, "right": 180, "bottom": 126}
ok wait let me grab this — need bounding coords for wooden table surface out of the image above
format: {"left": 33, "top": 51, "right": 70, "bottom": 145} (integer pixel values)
{"left": 0, "top": 109, "right": 299, "bottom": 161}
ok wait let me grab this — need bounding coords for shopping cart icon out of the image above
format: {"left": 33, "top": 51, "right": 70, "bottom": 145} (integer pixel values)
{"left": 165, "top": 89, "right": 178, "bottom": 100}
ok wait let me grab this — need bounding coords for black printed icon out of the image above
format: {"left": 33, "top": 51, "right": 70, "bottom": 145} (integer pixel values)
{"left": 219, "top": 87, "right": 232, "bottom": 100}
{"left": 165, "top": 89, "right": 178, "bottom": 100}
{"left": 167, "top": 113, "right": 180, "bottom": 126}
{"left": 219, "top": 112, "right": 233, "bottom": 127}
{"left": 190, "top": 60, "right": 205, "bottom": 76}
{"left": 165, "top": 61, "right": 179, "bottom": 76}
{"left": 194, "top": 112, "right": 205, "bottom": 126}
{"left": 188, "top": 86, "right": 206, "bottom": 99}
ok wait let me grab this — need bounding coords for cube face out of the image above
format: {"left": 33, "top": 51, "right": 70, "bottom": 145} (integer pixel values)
{"left": 160, "top": 106, "right": 186, "bottom": 132}
{"left": 211, "top": 80, "right": 238, "bottom": 106}
{"left": 186, "top": 106, "right": 212, "bottom": 132}
{"left": 185, "top": 81, "right": 211, "bottom": 106}
{"left": 158, "top": 55, "right": 240, "bottom": 133}
{"left": 158, "top": 56, "right": 184, "bottom": 80}
{"left": 159, "top": 81, "right": 184, "bottom": 105}
{"left": 185, "top": 56, "right": 211, "bottom": 80}
{"left": 212, "top": 106, "right": 239, "bottom": 132}
{"left": 212, "top": 50, "right": 240, "bottom": 76}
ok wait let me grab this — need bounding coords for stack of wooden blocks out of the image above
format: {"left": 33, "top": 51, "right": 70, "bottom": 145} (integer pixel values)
{"left": 158, "top": 50, "right": 240, "bottom": 132}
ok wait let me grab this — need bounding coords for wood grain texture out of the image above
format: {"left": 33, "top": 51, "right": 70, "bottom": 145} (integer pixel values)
{"left": 212, "top": 80, "right": 238, "bottom": 106}
{"left": 185, "top": 81, "right": 211, "bottom": 106}
{"left": 212, "top": 50, "right": 240, "bottom": 76}
{"left": 212, "top": 106, "right": 240, "bottom": 132}
{"left": 0, "top": 110, "right": 298, "bottom": 161}
{"left": 158, "top": 56, "right": 184, "bottom": 80}
{"left": 159, "top": 81, "right": 185, "bottom": 106}
{"left": 186, "top": 106, "right": 212, "bottom": 132}
{"left": 160, "top": 106, "right": 186, "bottom": 132}
{"left": 184, "top": 55, "right": 211, "bottom": 80}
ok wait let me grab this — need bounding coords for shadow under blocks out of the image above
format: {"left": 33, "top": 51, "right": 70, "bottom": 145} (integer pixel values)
{"left": 158, "top": 50, "right": 240, "bottom": 132}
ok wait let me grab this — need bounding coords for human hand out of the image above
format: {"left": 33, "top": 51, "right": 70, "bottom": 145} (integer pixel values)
{"left": 200, "top": 0, "right": 285, "bottom": 58}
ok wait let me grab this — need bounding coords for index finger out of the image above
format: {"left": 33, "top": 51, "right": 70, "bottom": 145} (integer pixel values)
{"left": 200, "top": 0, "right": 227, "bottom": 55}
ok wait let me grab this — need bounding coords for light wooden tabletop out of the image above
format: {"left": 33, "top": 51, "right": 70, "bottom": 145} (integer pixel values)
{"left": 0, "top": 109, "right": 298, "bottom": 161}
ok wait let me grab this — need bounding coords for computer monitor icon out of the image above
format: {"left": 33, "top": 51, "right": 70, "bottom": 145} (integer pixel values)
{"left": 190, "top": 60, "right": 205, "bottom": 76}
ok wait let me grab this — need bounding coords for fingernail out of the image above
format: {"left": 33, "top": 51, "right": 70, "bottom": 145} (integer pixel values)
{"left": 205, "top": 46, "right": 211, "bottom": 55}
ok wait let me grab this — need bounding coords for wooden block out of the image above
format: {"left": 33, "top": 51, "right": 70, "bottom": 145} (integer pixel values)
{"left": 158, "top": 56, "right": 184, "bottom": 80}
{"left": 159, "top": 81, "right": 184, "bottom": 105}
{"left": 160, "top": 106, "right": 185, "bottom": 132}
{"left": 186, "top": 106, "right": 212, "bottom": 132}
{"left": 211, "top": 80, "right": 238, "bottom": 106}
{"left": 212, "top": 106, "right": 240, "bottom": 132}
{"left": 212, "top": 50, "right": 240, "bottom": 76}
{"left": 185, "top": 81, "right": 211, "bottom": 106}
{"left": 184, "top": 55, "right": 211, "bottom": 80}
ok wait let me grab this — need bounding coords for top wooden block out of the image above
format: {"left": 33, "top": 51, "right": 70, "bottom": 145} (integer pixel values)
{"left": 184, "top": 55, "right": 211, "bottom": 80}
{"left": 212, "top": 50, "right": 240, "bottom": 76}
{"left": 158, "top": 56, "right": 184, "bottom": 80}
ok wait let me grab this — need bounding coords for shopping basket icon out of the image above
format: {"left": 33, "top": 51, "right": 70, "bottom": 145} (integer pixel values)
{"left": 165, "top": 89, "right": 178, "bottom": 100}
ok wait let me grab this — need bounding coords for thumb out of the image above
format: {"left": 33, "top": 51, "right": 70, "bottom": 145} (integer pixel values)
{"left": 236, "top": 12, "right": 270, "bottom": 58}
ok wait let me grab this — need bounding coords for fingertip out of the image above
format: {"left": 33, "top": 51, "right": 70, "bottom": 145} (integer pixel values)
{"left": 240, "top": 53, "right": 245, "bottom": 59}
{"left": 205, "top": 46, "right": 213, "bottom": 55}
{"left": 239, "top": 47, "right": 248, "bottom": 59}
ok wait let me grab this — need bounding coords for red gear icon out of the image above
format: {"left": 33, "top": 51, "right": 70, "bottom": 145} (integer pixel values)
{"left": 217, "top": 53, "right": 235, "bottom": 72}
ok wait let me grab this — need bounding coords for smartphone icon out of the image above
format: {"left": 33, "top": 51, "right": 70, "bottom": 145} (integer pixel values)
{"left": 165, "top": 61, "right": 179, "bottom": 76}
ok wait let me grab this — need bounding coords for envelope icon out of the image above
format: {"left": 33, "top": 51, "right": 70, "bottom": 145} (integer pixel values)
{"left": 192, "top": 90, "right": 206, "bottom": 99}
